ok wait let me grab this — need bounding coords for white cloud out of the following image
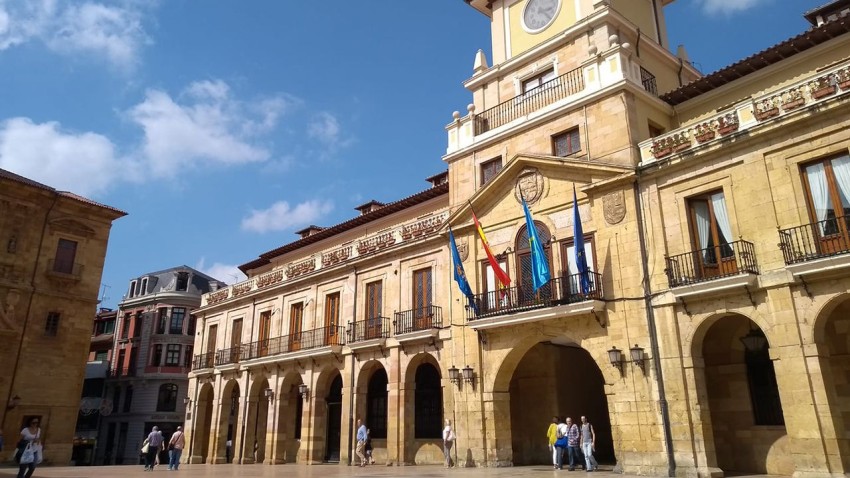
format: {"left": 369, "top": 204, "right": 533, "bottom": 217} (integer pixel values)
{"left": 127, "top": 80, "right": 293, "bottom": 177}
{"left": 699, "top": 0, "right": 768, "bottom": 15}
{"left": 0, "top": 0, "right": 151, "bottom": 69}
{"left": 0, "top": 117, "right": 134, "bottom": 197}
{"left": 241, "top": 199, "right": 334, "bottom": 234}
{"left": 196, "top": 258, "right": 247, "bottom": 285}
{"left": 308, "top": 112, "right": 341, "bottom": 145}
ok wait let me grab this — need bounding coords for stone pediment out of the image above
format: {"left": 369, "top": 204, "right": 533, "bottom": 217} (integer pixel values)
{"left": 49, "top": 218, "right": 96, "bottom": 238}
{"left": 445, "top": 153, "right": 632, "bottom": 231}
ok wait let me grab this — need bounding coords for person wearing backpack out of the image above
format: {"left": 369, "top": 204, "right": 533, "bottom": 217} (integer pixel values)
{"left": 554, "top": 417, "right": 569, "bottom": 470}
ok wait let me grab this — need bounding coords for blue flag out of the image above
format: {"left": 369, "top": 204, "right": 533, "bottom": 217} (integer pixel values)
{"left": 573, "top": 186, "right": 591, "bottom": 294}
{"left": 521, "top": 197, "right": 551, "bottom": 292}
{"left": 449, "top": 228, "right": 478, "bottom": 314}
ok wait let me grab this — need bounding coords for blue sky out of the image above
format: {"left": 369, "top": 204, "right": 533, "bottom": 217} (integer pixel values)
{"left": 0, "top": 0, "right": 828, "bottom": 307}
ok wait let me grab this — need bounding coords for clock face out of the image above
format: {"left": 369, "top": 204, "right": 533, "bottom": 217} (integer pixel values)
{"left": 523, "top": 0, "right": 560, "bottom": 32}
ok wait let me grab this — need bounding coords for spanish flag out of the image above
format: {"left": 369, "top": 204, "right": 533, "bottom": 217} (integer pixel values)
{"left": 471, "top": 206, "right": 511, "bottom": 293}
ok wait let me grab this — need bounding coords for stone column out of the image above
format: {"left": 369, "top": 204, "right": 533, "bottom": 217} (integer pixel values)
{"left": 803, "top": 342, "right": 847, "bottom": 475}
{"left": 386, "top": 346, "right": 402, "bottom": 465}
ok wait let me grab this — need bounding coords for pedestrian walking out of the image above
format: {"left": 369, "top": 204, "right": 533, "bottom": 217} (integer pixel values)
{"left": 225, "top": 438, "right": 233, "bottom": 463}
{"left": 142, "top": 426, "right": 164, "bottom": 471}
{"left": 546, "top": 416, "right": 559, "bottom": 469}
{"left": 365, "top": 429, "right": 375, "bottom": 464}
{"left": 580, "top": 416, "right": 598, "bottom": 472}
{"left": 554, "top": 416, "right": 568, "bottom": 470}
{"left": 442, "top": 419, "right": 456, "bottom": 467}
{"left": 355, "top": 419, "right": 368, "bottom": 467}
{"left": 566, "top": 417, "right": 580, "bottom": 471}
{"left": 15, "top": 417, "right": 42, "bottom": 478}
{"left": 167, "top": 426, "right": 186, "bottom": 470}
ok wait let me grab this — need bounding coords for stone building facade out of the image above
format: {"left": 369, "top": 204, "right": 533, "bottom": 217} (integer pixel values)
{"left": 184, "top": 1, "right": 850, "bottom": 476}
{"left": 0, "top": 168, "right": 126, "bottom": 465}
{"left": 95, "top": 266, "right": 225, "bottom": 465}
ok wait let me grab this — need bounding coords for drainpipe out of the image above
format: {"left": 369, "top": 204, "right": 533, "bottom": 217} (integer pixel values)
{"left": 633, "top": 178, "right": 676, "bottom": 477}
{"left": 2, "top": 195, "right": 57, "bottom": 428}
{"left": 346, "top": 267, "right": 358, "bottom": 465}
{"left": 348, "top": 267, "right": 357, "bottom": 466}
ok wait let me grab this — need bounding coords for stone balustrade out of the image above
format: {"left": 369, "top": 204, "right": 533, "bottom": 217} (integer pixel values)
{"left": 201, "top": 210, "right": 449, "bottom": 307}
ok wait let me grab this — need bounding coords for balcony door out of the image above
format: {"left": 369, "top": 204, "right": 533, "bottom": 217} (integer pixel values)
{"left": 206, "top": 325, "right": 217, "bottom": 368}
{"left": 412, "top": 268, "right": 433, "bottom": 330}
{"left": 229, "top": 319, "right": 242, "bottom": 363}
{"left": 289, "top": 303, "right": 303, "bottom": 352}
{"left": 257, "top": 311, "right": 271, "bottom": 357}
{"left": 481, "top": 259, "right": 509, "bottom": 314}
{"left": 688, "top": 191, "right": 735, "bottom": 279}
{"left": 803, "top": 156, "right": 850, "bottom": 254}
{"left": 515, "top": 221, "right": 552, "bottom": 306}
{"left": 324, "top": 293, "right": 340, "bottom": 346}
{"left": 365, "top": 281, "right": 383, "bottom": 339}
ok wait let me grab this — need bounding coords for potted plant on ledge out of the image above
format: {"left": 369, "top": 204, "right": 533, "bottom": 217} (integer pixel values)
{"left": 809, "top": 76, "right": 836, "bottom": 100}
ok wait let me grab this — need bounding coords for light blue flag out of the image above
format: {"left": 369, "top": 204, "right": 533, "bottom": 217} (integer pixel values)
{"left": 573, "top": 186, "right": 591, "bottom": 294}
{"left": 521, "top": 197, "right": 551, "bottom": 292}
{"left": 449, "top": 228, "right": 478, "bottom": 314}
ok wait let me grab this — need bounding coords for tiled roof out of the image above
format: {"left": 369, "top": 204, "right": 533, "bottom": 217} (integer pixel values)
{"left": 0, "top": 168, "right": 127, "bottom": 216}
{"left": 660, "top": 15, "right": 850, "bottom": 106}
{"left": 239, "top": 182, "right": 449, "bottom": 273}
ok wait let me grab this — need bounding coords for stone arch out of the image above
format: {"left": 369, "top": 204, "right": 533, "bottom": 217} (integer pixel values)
{"left": 274, "top": 371, "right": 305, "bottom": 463}
{"left": 810, "top": 293, "right": 850, "bottom": 472}
{"left": 217, "top": 379, "right": 241, "bottom": 463}
{"left": 355, "top": 360, "right": 388, "bottom": 439}
{"left": 690, "top": 313, "right": 791, "bottom": 475}
{"left": 401, "top": 353, "right": 444, "bottom": 464}
{"left": 193, "top": 382, "right": 215, "bottom": 463}
{"left": 244, "top": 375, "right": 270, "bottom": 463}
{"left": 312, "top": 367, "right": 344, "bottom": 462}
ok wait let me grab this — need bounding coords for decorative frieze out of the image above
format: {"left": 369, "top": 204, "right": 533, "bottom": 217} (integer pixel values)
{"left": 357, "top": 232, "right": 396, "bottom": 255}
{"left": 232, "top": 281, "right": 253, "bottom": 297}
{"left": 322, "top": 246, "right": 352, "bottom": 267}
{"left": 286, "top": 258, "right": 315, "bottom": 278}
{"left": 207, "top": 289, "right": 229, "bottom": 305}
{"left": 401, "top": 216, "right": 444, "bottom": 241}
{"left": 650, "top": 131, "right": 691, "bottom": 159}
{"left": 256, "top": 270, "right": 284, "bottom": 288}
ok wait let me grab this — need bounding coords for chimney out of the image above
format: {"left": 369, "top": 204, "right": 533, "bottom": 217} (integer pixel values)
{"left": 295, "top": 225, "right": 325, "bottom": 239}
{"left": 354, "top": 200, "right": 385, "bottom": 216}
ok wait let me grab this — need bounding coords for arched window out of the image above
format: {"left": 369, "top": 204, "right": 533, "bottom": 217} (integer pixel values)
{"left": 414, "top": 363, "right": 442, "bottom": 438}
{"left": 157, "top": 384, "right": 178, "bottom": 412}
{"left": 367, "top": 369, "right": 388, "bottom": 438}
{"left": 515, "top": 220, "right": 553, "bottom": 302}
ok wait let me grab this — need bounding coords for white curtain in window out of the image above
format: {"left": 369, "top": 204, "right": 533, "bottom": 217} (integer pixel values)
{"left": 710, "top": 192, "right": 733, "bottom": 244}
{"left": 566, "top": 243, "right": 595, "bottom": 275}
{"left": 693, "top": 201, "right": 711, "bottom": 251}
{"left": 806, "top": 162, "right": 830, "bottom": 224}
{"left": 831, "top": 156, "right": 850, "bottom": 211}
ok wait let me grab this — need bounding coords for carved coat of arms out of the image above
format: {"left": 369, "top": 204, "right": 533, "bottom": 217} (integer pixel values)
{"left": 514, "top": 168, "right": 546, "bottom": 205}
{"left": 602, "top": 191, "right": 627, "bottom": 225}
{"left": 456, "top": 238, "right": 469, "bottom": 262}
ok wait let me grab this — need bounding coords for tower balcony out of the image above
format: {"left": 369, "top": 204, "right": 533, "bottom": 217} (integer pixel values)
{"left": 466, "top": 272, "right": 604, "bottom": 331}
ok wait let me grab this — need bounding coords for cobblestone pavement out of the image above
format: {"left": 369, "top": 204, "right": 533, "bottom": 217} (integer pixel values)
{"left": 0, "top": 464, "right": 777, "bottom": 478}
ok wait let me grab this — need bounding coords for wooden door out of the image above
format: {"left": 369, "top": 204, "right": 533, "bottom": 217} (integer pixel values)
{"left": 289, "top": 303, "right": 303, "bottom": 352}
{"left": 515, "top": 222, "right": 552, "bottom": 306}
{"left": 324, "top": 293, "right": 340, "bottom": 345}
{"left": 802, "top": 159, "right": 850, "bottom": 255}
{"left": 412, "top": 269, "right": 432, "bottom": 330}
{"left": 257, "top": 311, "right": 271, "bottom": 357}
{"left": 365, "top": 281, "right": 382, "bottom": 339}
{"left": 688, "top": 195, "right": 736, "bottom": 280}
{"left": 229, "top": 319, "right": 242, "bottom": 363}
{"left": 206, "top": 325, "right": 218, "bottom": 368}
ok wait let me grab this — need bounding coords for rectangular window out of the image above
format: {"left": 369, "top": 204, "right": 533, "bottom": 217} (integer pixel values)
{"left": 152, "top": 344, "right": 163, "bottom": 366}
{"left": 688, "top": 190, "right": 735, "bottom": 279}
{"left": 53, "top": 238, "right": 77, "bottom": 274}
{"left": 140, "top": 278, "right": 147, "bottom": 295}
{"left": 157, "top": 309, "right": 167, "bottom": 334}
{"left": 257, "top": 311, "right": 272, "bottom": 357}
{"left": 45, "top": 312, "right": 60, "bottom": 336}
{"left": 648, "top": 122, "right": 664, "bottom": 138}
{"left": 184, "top": 345, "right": 193, "bottom": 368}
{"left": 522, "top": 68, "right": 556, "bottom": 94}
{"left": 324, "top": 292, "right": 341, "bottom": 345}
{"left": 480, "top": 157, "right": 502, "bottom": 186}
{"left": 480, "top": 259, "right": 509, "bottom": 314}
{"left": 103, "top": 319, "right": 115, "bottom": 335}
{"left": 128, "top": 281, "right": 137, "bottom": 298}
{"left": 170, "top": 307, "right": 186, "bottom": 334}
{"left": 176, "top": 272, "right": 189, "bottom": 291}
{"left": 229, "top": 319, "right": 242, "bottom": 362}
{"left": 112, "top": 387, "right": 122, "bottom": 414}
{"left": 412, "top": 268, "right": 433, "bottom": 329}
{"left": 165, "top": 344, "right": 181, "bottom": 366}
{"left": 187, "top": 314, "right": 197, "bottom": 336}
{"left": 128, "top": 348, "right": 137, "bottom": 374}
{"left": 133, "top": 312, "right": 143, "bottom": 337}
{"left": 289, "top": 303, "right": 304, "bottom": 351}
{"left": 123, "top": 386, "right": 133, "bottom": 413}
{"left": 366, "top": 281, "right": 382, "bottom": 319}
{"left": 116, "top": 349, "right": 126, "bottom": 375}
{"left": 207, "top": 324, "right": 218, "bottom": 353}
{"left": 121, "top": 314, "right": 131, "bottom": 339}
{"left": 802, "top": 155, "right": 850, "bottom": 254}
{"left": 95, "top": 350, "right": 108, "bottom": 361}
{"left": 553, "top": 128, "right": 581, "bottom": 157}
{"left": 561, "top": 236, "right": 596, "bottom": 276}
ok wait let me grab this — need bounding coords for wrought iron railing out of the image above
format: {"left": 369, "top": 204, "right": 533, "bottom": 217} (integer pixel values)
{"left": 474, "top": 67, "right": 585, "bottom": 135}
{"left": 215, "top": 326, "right": 347, "bottom": 364}
{"left": 192, "top": 352, "right": 215, "bottom": 370}
{"left": 108, "top": 366, "right": 136, "bottom": 378}
{"left": 640, "top": 66, "right": 658, "bottom": 96}
{"left": 394, "top": 306, "right": 443, "bottom": 334}
{"left": 466, "top": 272, "right": 603, "bottom": 321}
{"left": 215, "top": 346, "right": 243, "bottom": 366}
{"left": 665, "top": 240, "right": 758, "bottom": 288}
{"left": 779, "top": 217, "right": 850, "bottom": 264}
{"left": 349, "top": 317, "right": 390, "bottom": 343}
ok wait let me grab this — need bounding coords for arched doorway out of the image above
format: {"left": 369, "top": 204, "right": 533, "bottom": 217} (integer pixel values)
{"left": 815, "top": 297, "right": 850, "bottom": 471}
{"left": 193, "top": 383, "right": 214, "bottom": 463}
{"left": 245, "top": 377, "right": 270, "bottom": 464}
{"left": 367, "top": 368, "right": 388, "bottom": 440}
{"left": 325, "top": 374, "right": 343, "bottom": 462}
{"left": 696, "top": 314, "right": 788, "bottom": 474}
{"left": 218, "top": 380, "right": 240, "bottom": 464}
{"left": 401, "top": 354, "right": 444, "bottom": 464}
{"left": 505, "top": 341, "right": 613, "bottom": 466}
{"left": 414, "top": 363, "right": 443, "bottom": 440}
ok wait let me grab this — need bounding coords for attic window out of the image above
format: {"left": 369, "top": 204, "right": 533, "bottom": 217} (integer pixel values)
{"left": 355, "top": 200, "right": 385, "bottom": 216}
{"left": 140, "top": 278, "right": 148, "bottom": 296}
{"left": 296, "top": 225, "right": 325, "bottom": 238}
{"left": 176, "top": 272, "right": 189, "bottom": 292}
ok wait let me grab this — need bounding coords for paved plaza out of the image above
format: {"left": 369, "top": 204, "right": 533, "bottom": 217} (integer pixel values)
{"left": 0, "top": 465, "right": 777, "bottom": 478}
